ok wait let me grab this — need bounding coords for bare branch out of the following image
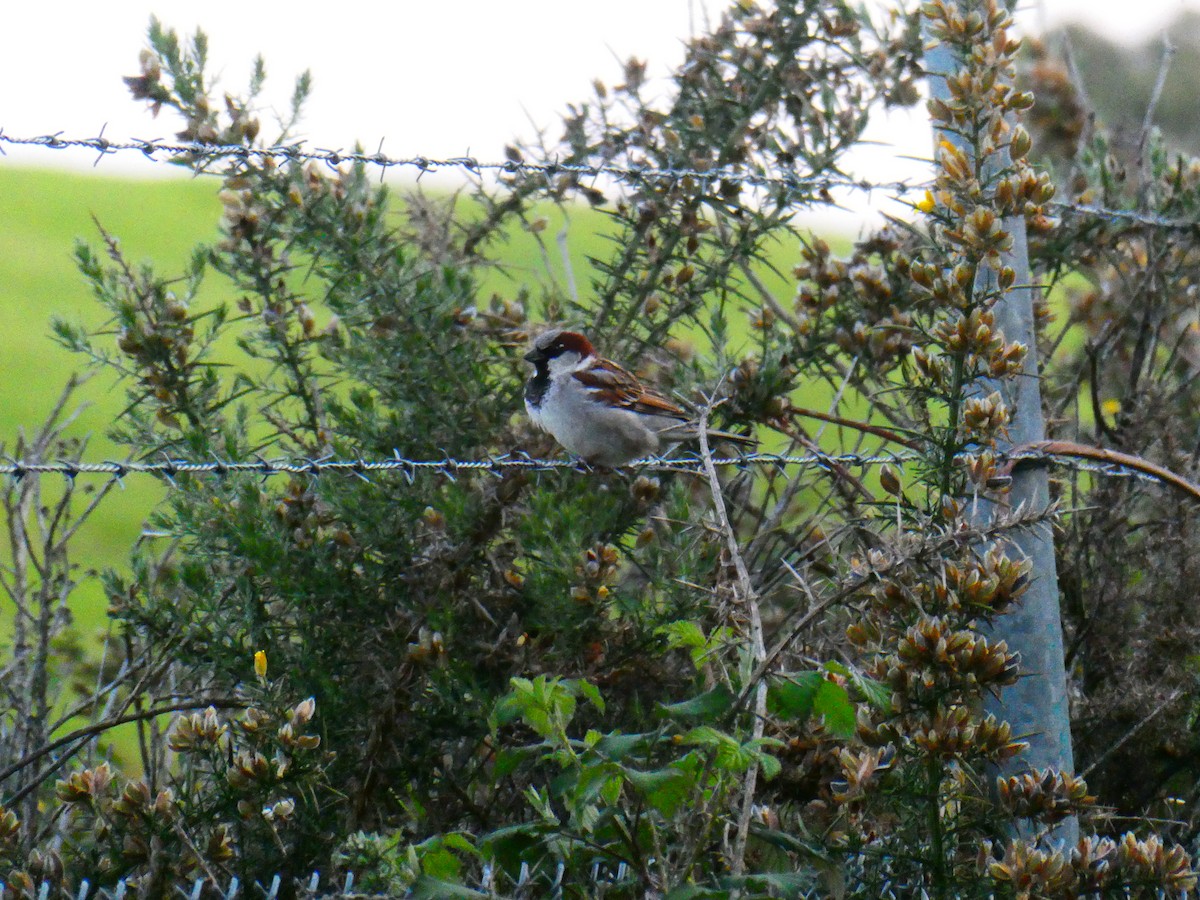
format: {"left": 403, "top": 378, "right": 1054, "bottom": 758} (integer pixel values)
{"left": 697, "top": 397, "right": 765, "bottom": 879}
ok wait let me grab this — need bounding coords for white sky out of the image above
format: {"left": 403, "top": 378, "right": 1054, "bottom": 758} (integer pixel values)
{"left": 2, "top": 0, "right": 1196, "bottom": 220}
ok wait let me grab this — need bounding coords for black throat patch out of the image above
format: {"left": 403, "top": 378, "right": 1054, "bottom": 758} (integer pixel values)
{"left": 525, "top": 362, "right": 551, "bottom": 407}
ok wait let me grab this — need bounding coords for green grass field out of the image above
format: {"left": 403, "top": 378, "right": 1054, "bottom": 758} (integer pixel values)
{"left": 0, "top": 167, "right": 225, "bottom": 637}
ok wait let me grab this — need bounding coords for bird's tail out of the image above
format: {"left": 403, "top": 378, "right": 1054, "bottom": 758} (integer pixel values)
{"left": 659, "top": 423, "right": 757, "bottom": 449}
{"left": 704, "top": 428, "right": 757, "bottom": 448}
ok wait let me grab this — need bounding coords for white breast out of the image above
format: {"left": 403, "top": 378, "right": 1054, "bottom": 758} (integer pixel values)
{"left": 529, "top": 368, "right": 661, "bottom": 466}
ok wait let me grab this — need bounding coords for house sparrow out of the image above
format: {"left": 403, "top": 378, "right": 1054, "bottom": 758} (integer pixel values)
{"left": 523, "top": 329, "right": 755, "bottom": 466}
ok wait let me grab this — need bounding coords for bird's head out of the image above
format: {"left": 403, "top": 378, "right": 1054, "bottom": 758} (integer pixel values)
{"left": 524, "top": 329, "right": 596, "bottom": 370}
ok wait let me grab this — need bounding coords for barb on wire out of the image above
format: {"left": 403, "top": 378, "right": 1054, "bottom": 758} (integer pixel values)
{"left": 0, "top": 130, "right": 919, "bottom": 196}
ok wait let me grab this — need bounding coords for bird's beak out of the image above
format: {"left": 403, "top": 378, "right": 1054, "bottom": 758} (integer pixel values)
{"left": 523, "top": 349, "right": 543, "bottom": 364}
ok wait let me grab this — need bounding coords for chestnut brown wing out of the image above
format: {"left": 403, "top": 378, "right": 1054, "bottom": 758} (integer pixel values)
{"left": 573, "top": 359, "right": 689, "bottom": 421}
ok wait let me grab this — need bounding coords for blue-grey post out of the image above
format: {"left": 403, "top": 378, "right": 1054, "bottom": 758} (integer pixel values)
{"left": 923, "top": 22, "right": 1078, "bottom": 846}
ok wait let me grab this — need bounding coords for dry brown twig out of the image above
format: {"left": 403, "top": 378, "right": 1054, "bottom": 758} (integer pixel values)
{"left": 696, "top": 394, "right": 765, "bottom": 880}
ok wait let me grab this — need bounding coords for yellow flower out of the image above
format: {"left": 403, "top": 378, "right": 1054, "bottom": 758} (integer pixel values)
{"left": 916, "top": 190, "right": 936, "bottom": 214}
{"left": 254, "top": 650, "right": 268, "bottom": 680}
{"left": 1101, "top": 399, "right": 1121, "bottom": 417}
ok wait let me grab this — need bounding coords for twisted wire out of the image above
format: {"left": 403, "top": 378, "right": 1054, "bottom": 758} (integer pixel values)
{"left": 0, "top": 448, "right": 1174, "bottom": 488}
{"left": 0, "top": 130, "right": 916, "bottom": 196}
{"left": 0, "top": 451, "right": 912, "bottom": 481}
{"left": 1054, "top": 201, "right": 1200, "bottom": 232}
{"left": 4, "top": 130, "right": 1197, "bottom": 230}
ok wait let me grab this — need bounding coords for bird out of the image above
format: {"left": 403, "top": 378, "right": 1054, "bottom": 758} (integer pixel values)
{"left": 523, "top": 328, "right": 755, "bottom": 466}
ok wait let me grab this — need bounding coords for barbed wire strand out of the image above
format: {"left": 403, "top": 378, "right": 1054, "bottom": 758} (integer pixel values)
{"left": 0, "top": 448, "right": 1177, "bottom": 490}
{"left": 4, "top": 130, "right": 1199, "bottom": 230}
{"left": 1053, "top": 202, "right": 1200, "bottom": 232}
{"left": 0, "top": 130, "right": 916, "bottom": 196}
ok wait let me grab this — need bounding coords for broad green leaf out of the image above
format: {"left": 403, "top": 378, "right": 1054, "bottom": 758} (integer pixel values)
{"left": 625, "top": 765, "right": 692, "bottom": 816}
{"left": 418, "top": 846, "right": 461, "bottom": 881}
{"left": 658, "top": 620, "right": 707, "bottom": 650}
{"left": 600, "top": 771, "right": 623, "bottom": 805}
{"left": 440, "top": 833, "right": 478, "bottom": 857}
{"left": 680, "top": 725, "right": 729, "bottom": 749}
{"left": 757, "top": 751, "right": 782, "bottom": 781}
{"left": 524, "top": 707, "right": 554, "bottom": 739}
{"left": 489, "top": 695, "right": 522, "bottom": 730}
{"left": 767, "top": 672, "right": 822, "bottom": 719}
{"left": 681, "top": 726, "right": 766, "bottom": 773}
{"left": 576, "top": 678, "right": 606, "bottom": 713}
{"left": 658, "top": 621, "right": 734, "bottom": 668}
{"left": 659, "top": 685, "right": 734, "bottom": 721}
{"left": 847, "top": 668, "right": 890, "bottom": 710}
{"left": 596, "top": 731, "right": 649, "bottom": 760}
{"left": 492, "top": 747, "right": 531, "bottom": 780}
{"left": 814, "top": 680, "right": 856, "bottom": 737}
{"left": 573, "top": 760, "right": 622, "bottom": 804}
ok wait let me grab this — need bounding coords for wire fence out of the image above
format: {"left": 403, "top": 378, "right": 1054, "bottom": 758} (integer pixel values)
{"left": 0, "top": 130, "right": 917, "bottom": 197}
{"left": 8, "top": 450, "right": 884, "bottom": 482}
{"left": 0, "top": 858, "right": 989, "bottom": 900}
{"left": 3, "top": 130, "right": 1199, "bottom": 231}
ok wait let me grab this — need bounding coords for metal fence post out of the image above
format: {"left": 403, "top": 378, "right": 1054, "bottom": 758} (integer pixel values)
{"left": 923, "top": 5, "right": 1078, "bottom": 847}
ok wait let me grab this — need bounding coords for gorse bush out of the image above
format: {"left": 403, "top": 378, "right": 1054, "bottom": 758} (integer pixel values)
{"left": 4, "top": 0, "right": 1200, "bottom": 897}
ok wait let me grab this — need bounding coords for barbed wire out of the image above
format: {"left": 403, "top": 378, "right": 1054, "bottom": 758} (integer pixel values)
{"left": 0, "top": 447, "right": 1180, "bottom": 490}
{"left": 0, "top": 450, "right": 913, "bottom": 482}
{"left": 1052, "top": 201, "right": 1200, "bottom": 232}
{"left": 0, "top": 130, "right": 917, "bottom": 197}
{"left": 4, "top": 130, "right": 1198, "bottom": 231}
